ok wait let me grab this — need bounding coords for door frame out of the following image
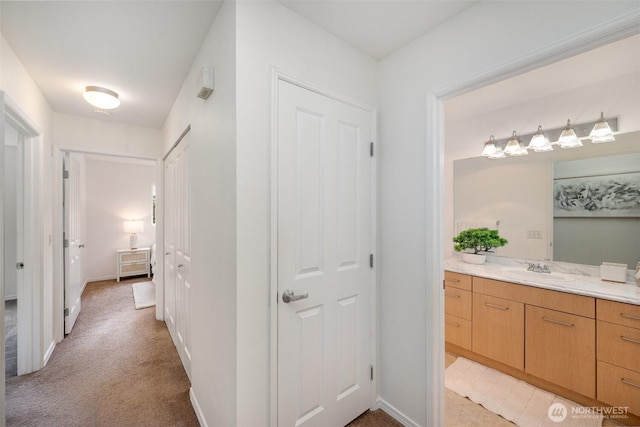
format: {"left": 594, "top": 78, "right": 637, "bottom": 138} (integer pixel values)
{"left": 1, "top": 93, "right": 44, "bottom": 379}
{"left": 269, "top": 69, "right": 378, "bottom": 426}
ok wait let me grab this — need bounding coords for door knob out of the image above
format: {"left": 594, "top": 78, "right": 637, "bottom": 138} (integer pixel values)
{"left": 282, "top": 289, "right": 309, "bottom": 303}
{"left": 79, "top": 244, "right": 85, "bottom": 248}
{"left": 177, "top": 264, "right": 184, "bottom": 268}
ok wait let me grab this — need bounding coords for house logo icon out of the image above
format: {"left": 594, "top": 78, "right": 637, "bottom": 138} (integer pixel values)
{"left": 548, "top": 402, "right": 568, "bottom": 422}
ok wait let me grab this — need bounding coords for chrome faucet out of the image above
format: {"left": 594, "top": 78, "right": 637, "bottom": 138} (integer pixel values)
{"left": 527, "top": 262, "right": 551, "bottom": 273}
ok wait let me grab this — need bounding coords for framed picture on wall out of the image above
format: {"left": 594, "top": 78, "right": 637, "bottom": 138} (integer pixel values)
{"left": 553, "top": 171, "right": 640, "bottom": 217}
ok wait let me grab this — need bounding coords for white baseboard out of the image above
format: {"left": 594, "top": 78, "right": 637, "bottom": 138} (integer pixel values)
{"left": 190, "top": 388, "right": 208, "bottom": 427}
{"left": 4, "top": 295, "right": 17, "bottom": 301}
{"left": 43, "top": 340, "right": 56, "bottom": 366}
{"left": 85, "top": 275, "right": 116, "bottom": 283}
{"left": 377, "top": 398, "right": 421, "bottom": 427}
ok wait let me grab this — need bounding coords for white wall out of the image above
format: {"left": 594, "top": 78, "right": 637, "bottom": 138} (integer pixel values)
{"left": 3, "top": 129, "right": 17, "bottom": 299}
{"left": 161, "top": 2, "right": 238, "bottom": 425}
{"left": 84, "top": 156, "right": 155, "bottom": 281}
{"left": 377, "top": 1, "right": 640, "bottom": 425}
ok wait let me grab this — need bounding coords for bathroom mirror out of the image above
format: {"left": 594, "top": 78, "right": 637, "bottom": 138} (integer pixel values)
{"left": 453, "top": 131, "right": 640, "bottom": 267}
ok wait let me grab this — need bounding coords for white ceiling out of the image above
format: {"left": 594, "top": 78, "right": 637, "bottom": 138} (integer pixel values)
{"left": 1, "top": 1, "right": 636, "bottom": 132}
{"left": 0, "top": 0, "right": 478, "bottom": 129}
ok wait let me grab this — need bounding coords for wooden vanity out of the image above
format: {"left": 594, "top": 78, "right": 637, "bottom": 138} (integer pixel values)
{"left": 445, "top": 270, "right": 640, "bottom": 425}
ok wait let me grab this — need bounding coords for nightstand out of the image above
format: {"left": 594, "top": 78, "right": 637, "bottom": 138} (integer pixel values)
{"left": 116, "top": 247, "right": 151, "bottom": 282}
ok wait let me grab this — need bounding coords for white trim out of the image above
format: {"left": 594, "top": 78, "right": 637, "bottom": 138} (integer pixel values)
{"left": 269, "top": 68, "right": 378, "bottom": 426}
{"left": 377, "top": 398, "right": 420, "bottom": 427}
{"left": 43, "top": 340, "right": 56, "bottom": 366}
{"left": 189, "top": 387, "right": 208, "bottom": 427}
{"left": 426, "top": 13, "right": 639, "bottom": 427}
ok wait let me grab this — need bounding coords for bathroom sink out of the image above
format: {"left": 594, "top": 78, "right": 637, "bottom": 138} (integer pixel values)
{"left": 500, "top": 267, "right": 575, "bottom": 282}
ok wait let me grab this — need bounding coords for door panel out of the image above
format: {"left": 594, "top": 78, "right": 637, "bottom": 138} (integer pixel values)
{"left": 64, "top": 153, "right": 82, "bottom": 334}
{"left": 277, "top": 81, "right": 372, "bottom": 427}
{"left": 163, "top": 133, "right": 191, "bottom": 378}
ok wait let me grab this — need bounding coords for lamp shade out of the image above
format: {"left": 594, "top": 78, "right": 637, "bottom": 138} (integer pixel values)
{"left": 83, "top": 86, "right": 120, "bottom": 109}
{"left": 124, "top": 220, "right": 143, "bottom": 234}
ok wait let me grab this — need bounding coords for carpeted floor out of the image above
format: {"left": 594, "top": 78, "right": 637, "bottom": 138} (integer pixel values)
{"left": 6, "top": 277, "right": 199, "bottom": 427}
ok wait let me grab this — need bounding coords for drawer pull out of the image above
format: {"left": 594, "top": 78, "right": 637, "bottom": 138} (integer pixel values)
{"left": 620, "top": 313, "right": 640, "bottom": 321}
{"left": 445, "top": 320, "right": 461, "bottom": 327}
{"left": 542, "top": 317, "right": 574, "bottom": 327}
{"left": 445, "top": 292, "right": 461, "bottom": 299}
{"left": 485, "top": 302, "right": 509, "bottom": 311}
{"left": 621, "top": 335, "right": 640, "bottom": 345}
{"left": 621, "top": 378, "right": 640, "bottom": 389}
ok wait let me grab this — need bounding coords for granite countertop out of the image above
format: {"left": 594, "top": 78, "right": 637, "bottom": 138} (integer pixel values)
{"left": 445, "top": 256, "right": 640, "bottom": 306}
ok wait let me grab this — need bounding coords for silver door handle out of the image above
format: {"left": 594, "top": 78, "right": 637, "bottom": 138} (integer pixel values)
{"left": 165, "top": 252, "right": 171, "bottom": 255}
{"left": 177, "top": 264, "right": 183, "bottom": 268}
{"left": 282, "top": 289, "right": 309, "bottom": 303}
{"left": 79, "top": 244, "right": 85, "bottom": 248}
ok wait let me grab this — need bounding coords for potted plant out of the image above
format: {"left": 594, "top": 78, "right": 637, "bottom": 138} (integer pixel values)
{"left": 453, "top": 227, "right": 508, "bottom": 264}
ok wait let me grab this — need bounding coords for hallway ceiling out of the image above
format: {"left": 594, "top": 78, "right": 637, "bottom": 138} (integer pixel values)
{"left": 0, "top": 0, "right": 477, "bottom": 130}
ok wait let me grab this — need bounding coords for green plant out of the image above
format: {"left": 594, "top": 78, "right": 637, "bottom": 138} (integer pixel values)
{"left": 453, "top": 228, "right": 508, "bottom": 254}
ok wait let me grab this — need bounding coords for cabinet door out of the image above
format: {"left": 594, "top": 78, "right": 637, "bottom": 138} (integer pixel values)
{"left": 526, "top": 305, "right": 595, "bottom": 398}
{"left": 472, "top": 293, "right": 524, "bottom": 370}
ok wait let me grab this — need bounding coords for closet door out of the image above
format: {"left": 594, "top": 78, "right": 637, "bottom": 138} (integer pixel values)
{"left": 163, "top": 132, "right": 191, "bottom": 378}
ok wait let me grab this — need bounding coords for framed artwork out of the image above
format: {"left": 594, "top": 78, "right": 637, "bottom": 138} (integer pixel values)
{"left": 553, "top": 172, "right": 640, "bottom": 217}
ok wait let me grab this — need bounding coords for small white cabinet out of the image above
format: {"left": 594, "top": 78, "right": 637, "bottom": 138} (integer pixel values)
{"left": 116, "top": 247, "right": 151, "bottom": 282}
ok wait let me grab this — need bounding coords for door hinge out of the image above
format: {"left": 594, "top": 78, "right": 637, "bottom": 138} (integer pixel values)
{"left": 443, "top": 279, "right": 446, "bottom": 290}
{"left": 64, "top": 308, "right": 69, "bottom": 317}
{"left": 64, "top": 239, "right": 69, "bottom": 248}
{"left": 63, "top": 170, "right": 69, "bottom": 179}
{"left": 369, "top": 254, "right": 374, "bottom": 269}
{"left": 370, "top": 141, "right": 374, "bottom": 157}
{"left": 370, "top": 365, "right": 374, "bottom": 381}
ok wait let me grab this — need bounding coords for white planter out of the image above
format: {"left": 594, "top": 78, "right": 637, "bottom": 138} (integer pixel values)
{"left": 461, "top": 253, "right": 486, "bottom": 265}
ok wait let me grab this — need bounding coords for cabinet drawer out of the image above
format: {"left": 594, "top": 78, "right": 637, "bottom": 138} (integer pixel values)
{"left": 597, "top": 299, "right": 640, "bottom": 329}
{"left": 444, "top": 271, "right": 472, "bottom": 291}
{"left": 444, "top": 286, "right": 472, "bottom": 320}
{"left": 597, "top": 361, "right": 640, "bottom": 416}
{"left": 445, "top": 314, "right": 471, "bottom": 350}
{"left": 120, "top": 262, "right": 148, "bottom": 274}
{"left": 472, "top": 293, "right": 524, "bottom": 370}
{"left": 597, "top": 320, "right": 640, "bottom": 372}
{"left": 525, "top": 305, "right": 595, "bottom": 398}
{"left": 120, "top": 251, "right": 148, "bottom": 263}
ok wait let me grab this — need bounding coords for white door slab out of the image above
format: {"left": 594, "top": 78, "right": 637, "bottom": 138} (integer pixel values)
{"left": 63, "top": 153, "right": 82, "bottom": 334}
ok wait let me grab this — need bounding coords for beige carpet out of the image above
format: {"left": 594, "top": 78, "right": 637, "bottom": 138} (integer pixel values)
{"left": 6, "top": 278, "right": 198, "bottom": 427}
{"left": 132, "top": 281, "right": 156, "bottom": 309}
{"left": 446, "top": 357, "right": 603, "bottom": 427}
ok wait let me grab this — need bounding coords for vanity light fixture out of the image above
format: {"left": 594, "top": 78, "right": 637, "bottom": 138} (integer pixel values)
{"left": 558, "top": 119, "right": 583, "bottom": 148}
{"left": 481, "top": 135, "right": 497, "bottom": 157}
{"left": 83, "top": 86, "right": 120, "bottom": 109}
{"left": 589, "top": 111, "right": 615, "bottom": 143}
{"left": 504, "top": 131, "right": 528, "bottom": 156}
{"left": 528, "top": 125, "right": 553, "bottom": 152}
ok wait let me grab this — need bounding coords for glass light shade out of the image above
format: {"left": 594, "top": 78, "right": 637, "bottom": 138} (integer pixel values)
{"left": 488, "top": 146, "right": 506, "bottom": 159}
{"left": 83, "top": 86, "right": 120, "bottom": 109}
{"left": 528, "top": 125, "right": 553, "bottom": 152}
{"left": 504, "top": 131, "right": 527, "bottom": 155}
{"left": 510, "top": 145, "right": 529, "bottom": 156}
{"left": 481, "top": 136, "right": 497, "bottom": 157}
{"left": 123, "top": 220, "right": 143, "bottom": 233}
{"left": 589, "top": 112, "right": 615, "bottom": 143}
{"left": 558, "top": 119, "right": 582, "bottom": 148}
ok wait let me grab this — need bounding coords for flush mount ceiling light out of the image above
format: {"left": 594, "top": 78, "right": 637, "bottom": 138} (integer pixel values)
{"left": 558, "top": 119, "right": 583, "bottom": 148}
{"left": 83, "top": 86, "right": 120, "bottom": 109}
{"left": 589, "top": 112, "right": 616, "bottom": 143}
{"left": 528, "top": 125, "right": 553, "bottom": 152}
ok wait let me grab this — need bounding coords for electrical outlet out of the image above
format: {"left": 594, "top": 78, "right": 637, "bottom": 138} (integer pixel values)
{"left": 527, "top": 230, "right": 543, "bottom": 239}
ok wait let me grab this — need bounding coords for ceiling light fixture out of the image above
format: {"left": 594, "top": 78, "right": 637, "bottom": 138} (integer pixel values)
{"left": 83, "top": 86, "right": 120, "bottom": 109}
{"left": 558, "top": 119, "right": 583, "bottom": 148}
{"left": 589, "top": 111, "right": 615, "bottom": 143}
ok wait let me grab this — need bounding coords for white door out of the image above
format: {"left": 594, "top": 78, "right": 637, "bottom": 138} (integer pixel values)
{"left": 163, "top": 133, "right": 192, "bottom": 377}
{"left": 63, "top": 153, "right": 82, "bottom": 334}
{"left": 277, "top": 81, "right": 373, "bottom": 426}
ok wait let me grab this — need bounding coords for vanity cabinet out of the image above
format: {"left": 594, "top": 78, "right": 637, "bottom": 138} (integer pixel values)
{"left": 596, "top": 299, "right": 640, "bottom": 416}
{"left": 525, "top": 305, "right": 596, "bottom": 398}
{"left": 444, "top": 271, "right": 472, "bottom": 350}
